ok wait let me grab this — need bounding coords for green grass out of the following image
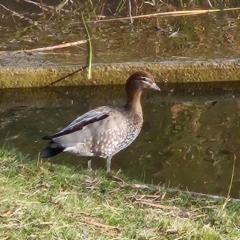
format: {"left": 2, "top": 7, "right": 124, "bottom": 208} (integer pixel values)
{"left": 0, "top": 147, "right": 240, "bottom": 239}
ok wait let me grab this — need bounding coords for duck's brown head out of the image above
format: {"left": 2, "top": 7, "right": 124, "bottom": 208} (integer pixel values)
{"left": 124, "top": 71, "right": 160, "bottom": 110}
{"left": 125, "top": 71, "right": 160, "bottom": 93}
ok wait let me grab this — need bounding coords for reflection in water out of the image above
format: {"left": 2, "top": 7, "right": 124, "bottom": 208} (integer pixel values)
{"left": 0, "top": 1, "right": 240, "bottom": 65}
{"left": 0, "top": 84, "right": 240, "bottom": 198}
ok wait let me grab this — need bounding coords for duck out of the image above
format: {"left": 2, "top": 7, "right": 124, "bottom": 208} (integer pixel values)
{"left": 40, "top": 71, "right": 160, "bottom": 172}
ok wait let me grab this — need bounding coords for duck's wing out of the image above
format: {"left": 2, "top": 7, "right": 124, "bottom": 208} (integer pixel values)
{"left": 42, "top": 107, "right": 109, "bottom": 140}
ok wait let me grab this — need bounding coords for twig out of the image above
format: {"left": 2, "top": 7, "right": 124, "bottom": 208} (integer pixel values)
{"left": 20, "top": 0, "right": 52, "bottom": 11}
{"left": 82, "top": 219, "right": 119, "bottom": 229}
{"left": 206, "top": 0, "right": 213, "bottom": 8}
{"left": 221, "top": 154, "right": 236, "bottom": 211}
{"left": 109, "top": 174, "right": 240, "bottom": 204}
{"left": 87, "top": 8, "right": 240, "bottom": 23}
{"left": 0, "top": 40, "right": 87, "bottom": 54}
{"left": 137, "top": 199, "right": 179, "bottom": 210}
{"left": 227, "top": 154, "right": 236, "bottom": 198}
{"left": 0, "top": 4, "right": 28, "bottom": 20}
{"left": 55, "top": 0, "right": 71, "bottom": 13}
{"left": 43, "top": 65, "right": 88, "bottom": 88}
{"left": 128, "top": 0, "right": 133, "bottom": 24}
{"left": 177, "top": 190, "right": 239, "bottom": 204}
{"left": 22, "top": 40, "right": 87, "bottom": 53}
{"left": 40, "top": 0, "right": 44, "bottom": 13}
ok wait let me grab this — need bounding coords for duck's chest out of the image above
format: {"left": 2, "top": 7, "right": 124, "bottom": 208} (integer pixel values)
{"left": 125, "top": 113, "right": 143, "bottom": 140}
{"left": 95, "top": 112, "right": 143, "bottom": 157}
{"left": 110, "top": 112, "right": 143, "bottom": 152}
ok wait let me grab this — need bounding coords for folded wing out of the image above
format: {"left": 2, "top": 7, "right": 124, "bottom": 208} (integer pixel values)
{"left": 42, "top": 107, "right": 109, "bottom": 140}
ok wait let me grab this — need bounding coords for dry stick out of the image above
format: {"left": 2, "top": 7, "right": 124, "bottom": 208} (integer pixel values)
{"left": 82, "top": 219, "right": 119, "bottom": 230}
{"left": 40, "top": 0, "right": 44, "bottom": 13}
{"left": 128, "top": 0, "right": 133, "bottom": 24}
{"left": 227, "top": 154, "right": 236, "bottom": 197}
{"left": 154, "top": 187, "right": 240, "bottom": 205}
{"left": 110, "top": 174, "right": 240, "bottom": 204}
{"left": 21, "top": 0, "right": 51, "bottom": 11}
{"left": 206, "top": 0, "right": 213, "bottom": 8}
{"left": 0, "top": 40, "right": 87, "bottom": 54}
{"left": 0, "top": 4, "right": 27, "bottom": 20}
{"left": 21, "top": 40, "right": 87, "bottom": 53}
{"left": 221, "top": 154, "right": 236, "bottom": 211}
{"left": 55, "top": 0, "right": 70, "bottom": 13}
{"left": 87, "top": 8, "right": 240, "bottom": 23}
{"left": 43, "top": 65, "right": 88, "bottom": 88}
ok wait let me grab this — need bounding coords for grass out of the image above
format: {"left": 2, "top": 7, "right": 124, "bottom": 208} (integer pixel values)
{"left": 0, "top": 147, "right": 240, "bottom": 239}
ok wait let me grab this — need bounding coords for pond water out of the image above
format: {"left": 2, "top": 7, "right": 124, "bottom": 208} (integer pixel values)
{"left": 0, "top": 1, "right": 240, "bottom": 66}
{"left": 1, "top": 82, "right": 240, "bottom": 198}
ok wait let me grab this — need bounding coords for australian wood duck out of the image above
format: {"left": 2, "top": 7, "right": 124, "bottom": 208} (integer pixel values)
{"left": 40, "top": 71, "right": 160, "bottom": 172}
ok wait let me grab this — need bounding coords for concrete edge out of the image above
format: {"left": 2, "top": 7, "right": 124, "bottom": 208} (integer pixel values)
{"left": 0, "top": 61, "right": 240, "bottom": 88}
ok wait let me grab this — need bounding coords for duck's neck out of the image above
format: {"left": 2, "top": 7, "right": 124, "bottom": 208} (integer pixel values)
{"left": 124, "top": 89, "right": 143, "bottom": 115}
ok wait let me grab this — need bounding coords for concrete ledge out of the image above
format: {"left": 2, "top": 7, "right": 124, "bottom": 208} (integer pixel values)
{"left": 1, "top": 61, "right": 240, "bottom": 88}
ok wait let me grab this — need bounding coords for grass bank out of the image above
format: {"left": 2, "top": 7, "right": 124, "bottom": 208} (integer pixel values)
{"left": 0, "top": 147, "right": 240, "bottom": 239}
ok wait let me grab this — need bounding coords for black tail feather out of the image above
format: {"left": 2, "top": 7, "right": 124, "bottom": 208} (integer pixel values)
{"left": 42, "top": 135, "right": 52, "bottom": 140}
{"left": 40, "top": 143, "right": 64, "bottom": 158}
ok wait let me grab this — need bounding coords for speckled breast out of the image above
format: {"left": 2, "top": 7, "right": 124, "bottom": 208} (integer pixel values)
{"left": 92, "top": 113, "right": 143, "bottom": 159}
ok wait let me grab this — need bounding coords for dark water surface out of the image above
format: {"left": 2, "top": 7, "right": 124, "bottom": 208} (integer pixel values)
{"left": 0, "top": 1, "right": 240, "bottom": 66}
{"left": 1, "top": 82, "right": 240, "bottom": 198}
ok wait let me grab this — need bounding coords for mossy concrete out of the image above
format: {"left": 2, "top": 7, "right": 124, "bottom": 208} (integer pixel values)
{"left": 0, "top": 61, "right": 240, "bottom": 88}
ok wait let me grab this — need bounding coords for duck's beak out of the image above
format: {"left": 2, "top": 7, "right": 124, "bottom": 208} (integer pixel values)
{"left": 151, "top": 82, "right": 161, "bottom": 91}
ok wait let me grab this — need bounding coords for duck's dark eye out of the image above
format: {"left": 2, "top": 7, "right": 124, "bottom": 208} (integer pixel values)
{"left": 140, "top": 77, "right": 148, "bottom": 82}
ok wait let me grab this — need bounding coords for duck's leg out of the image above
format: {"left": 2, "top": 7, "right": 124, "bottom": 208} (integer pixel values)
{"left": 106, "top": 157, "right": 112, "bottom": 173}
{"left": 87, "top": 158, "right": 92, "bottom": 171}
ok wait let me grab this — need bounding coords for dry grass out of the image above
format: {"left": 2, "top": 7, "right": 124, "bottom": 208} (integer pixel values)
{"left": 0, "top": 147, "right": 240, "bottom": 239}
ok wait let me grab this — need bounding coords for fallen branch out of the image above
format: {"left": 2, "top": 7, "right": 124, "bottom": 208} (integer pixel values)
{"left": 111, "top": 175, "right": 240, "bottom": 204}
{"left": 0, "top": 40, "right": 87, "bottom": 54}
{"left": 158, "top": 188, "right": 240, "bottom": 205}
{"left": 43, "top": 65, "right": 88, "bottom": 87}
{"left": 137, "top": 199, "right": 179, "bottom": 210}
{"left": 87, "top": 8, "right": 240, "bottom": 23}
{"left": 82, "top": 219, "right": 119, "bottom": 230}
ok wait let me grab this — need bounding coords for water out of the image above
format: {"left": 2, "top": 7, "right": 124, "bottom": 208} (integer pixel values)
{"left": 0, "top": 1, "right": 240, "bottom": 66}
{"left": 1, "top": 82, "right": 240, "bottom": 198}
